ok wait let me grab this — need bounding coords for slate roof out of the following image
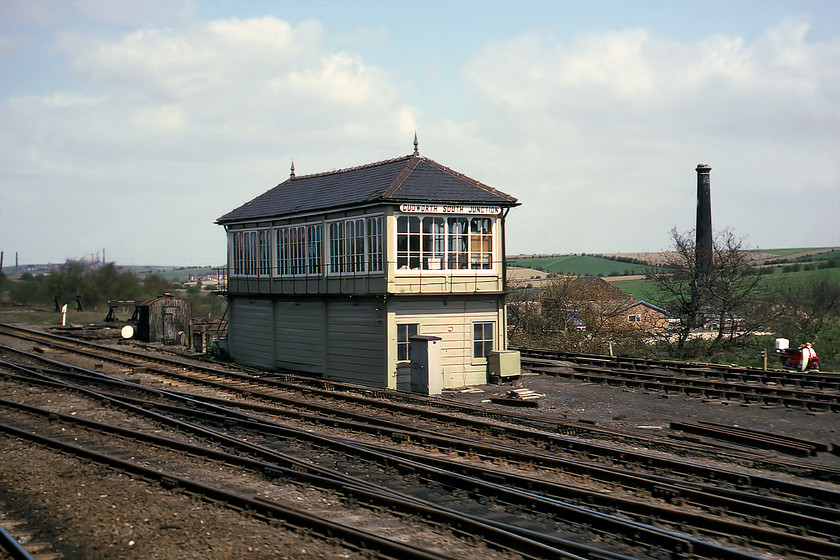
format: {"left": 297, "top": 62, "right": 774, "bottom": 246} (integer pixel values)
{"left": 514, "top": 277, "right": 633, "bottom": 303}
{"left": 620, "top": 300, "right": 670, "bottom": 315}
{"left": 217, "top": 154, "right": 518, "bottom": 224}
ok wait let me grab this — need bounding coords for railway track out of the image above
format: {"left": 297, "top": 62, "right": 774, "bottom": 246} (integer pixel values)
{"left": 3, "top": 327, "right": 839, "bottom": 488}
{"left": 1, "top": 323, "right": 840, "bottom": 559}
{"left": 519, "top": 348, "right": 840, "bottom": 413}
{"left": 0, "top": 362, "right": 650, "bottom": 560}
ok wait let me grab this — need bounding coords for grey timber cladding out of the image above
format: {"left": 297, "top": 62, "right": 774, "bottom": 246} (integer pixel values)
{"left": 326, "top": 300, "right": 385, "bottom": 385}
{"left": 228, "top": 299, "right": 274, "bottom": 368}
{"left": 273, "top": 301, "right": 326, "bottom": 373}
{"left": 216, "top": 154, "right": 518, "bottom": 224}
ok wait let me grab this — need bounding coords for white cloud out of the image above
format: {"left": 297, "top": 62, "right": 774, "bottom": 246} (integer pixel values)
{"left": 1, "top": 10, "right": 838, "bottom": 265}
{"left": 1, "top": 15, "right": 418, "bottom": 264}
{"left": 458, "top": 17, "right": 840, "bottom": 253}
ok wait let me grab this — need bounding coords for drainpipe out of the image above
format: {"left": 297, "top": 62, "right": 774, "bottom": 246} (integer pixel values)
{"left": 500, "top": 207, "right": 511, "bottom": 351}
{"left": 501, "top": 207, "right": 510, "bottom": 293}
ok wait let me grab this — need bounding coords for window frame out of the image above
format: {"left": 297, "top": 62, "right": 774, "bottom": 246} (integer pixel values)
{"left": 326, "top": 215, "right": 385, "bottom": 277}
{"left": 396, "top": 323, "right": 419, "bottom": 362}
{"left": 396, "top": 213, "right": 496, "bottom": 274}
{"left": 231, "top": 228, "right": 272, "bottom": 277}
{"left": 275, "top": 222, "right": 323, "bottom": 278}
{"left": 472, "top": 321, "right": 494, "bottom": 361}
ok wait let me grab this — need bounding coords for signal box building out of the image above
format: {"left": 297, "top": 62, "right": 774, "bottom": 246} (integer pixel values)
{"left": 217, "top": 144, "right": 519, "bottom": 389}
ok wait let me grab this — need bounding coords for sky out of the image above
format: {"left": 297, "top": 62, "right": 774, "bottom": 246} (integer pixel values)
{"left": 1, "top": 0, "right": 838, "bottom": 267}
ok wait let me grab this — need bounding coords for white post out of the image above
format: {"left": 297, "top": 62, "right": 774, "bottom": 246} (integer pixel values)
{"left": 61, "top": 304, "right": 68, "bottom": 327}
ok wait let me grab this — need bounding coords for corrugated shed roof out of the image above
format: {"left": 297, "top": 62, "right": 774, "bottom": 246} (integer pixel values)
{"left": 217, "top": 154, "right": 518, "bottom": 224}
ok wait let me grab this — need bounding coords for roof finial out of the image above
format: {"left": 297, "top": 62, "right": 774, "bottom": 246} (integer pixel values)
{"left": 290, "top": 160, "right": 295, "bottom": 179}
{"left": 413, "top": 132, "right": 419, "bottom": 156}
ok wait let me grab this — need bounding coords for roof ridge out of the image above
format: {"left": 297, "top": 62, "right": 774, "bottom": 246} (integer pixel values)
{"left": 419, "top": 157, "right": 518, "bottom": 203}
{"left": 290, "top": 154, "right": 413, "bottom": 181}
{"left": 381, "top": 156, "right": 422, "bottom": 198}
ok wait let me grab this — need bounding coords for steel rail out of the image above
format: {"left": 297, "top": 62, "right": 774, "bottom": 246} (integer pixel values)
{"left": 521, "top": 356, "right": 840, "bottom": 412}
{"left": 3, "top": 323, "right": 835, "bottom": 477}
{"left": 517, "top": 347, "right": 839, "bottom": 379}
{"left": 3, "top": 344, "right": 839, "bottom": 509}
{"left": 0, "top": 369, "right": 637, "bottom": 560}
{"left": 0, "top": 422, "right": 453, "bottom": 560}
{"left": 0, "top": 404, "right": 748, "bottom": 560}
{"left": 1, "top": 370, "right": 833, "bottom": 559}
{"left": 0, "top": 523, "right": 36, "bottom": 560}
{"left": 8, "top": 365, "right": 839, "bottom": 536}
{"left": 670, "top": 421, "right": 830, "bottom": 456}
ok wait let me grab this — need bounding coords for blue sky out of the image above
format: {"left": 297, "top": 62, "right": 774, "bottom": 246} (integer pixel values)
{"left": 1, "top": 0, "right": 838, "bottom": 265}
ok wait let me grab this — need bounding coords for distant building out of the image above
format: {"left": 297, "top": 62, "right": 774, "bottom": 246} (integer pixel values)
{"left": 510, "top": 277, "right": 671, "bottom": 336}
{"left": 217, "top": 142, "right": 519, "bottom": 389}
{"left": 614, "top": 300, "right": 672, "bottom": 335}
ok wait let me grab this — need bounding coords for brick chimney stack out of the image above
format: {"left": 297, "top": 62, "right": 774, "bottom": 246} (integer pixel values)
{"left": 695, "top": 164, "right": 713, "bottom": 284}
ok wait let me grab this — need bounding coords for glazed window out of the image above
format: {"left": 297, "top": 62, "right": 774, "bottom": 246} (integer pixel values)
{"left": 231, "top": 229, "right": 269, "bottom": 276}
{"left": 276, "top": 224, "right": 321, "bottom": 276}
{"left": 396, "top": 216, "right": 421, "bottom": 270}
{"left": 306, "top": 224, "right": 323, "bottom": 274}
{"left": 628, "top": 314, "right": 641, "bottom": 323}
{"left": 328, "top": 216, "right": 384, "bottom": 275}
{"left": 397, "top": 323, "right": 419, "bottom": 362}
{"left": 447, "top": 217, "right": 469, "bottom": 269}
{"left": 367, "top": 217, "right": 384, "bottom": 272}
{"left": 345, "top": 218, "right": 365, "bottom": 273}
{"left": 397, "top": 214, "right": 494, "bottom": 271}
{"left": 422, "top": 216, "right": 446, "bottom": 270}
{"left": 469, "top": 218, "right": 492, "bottom": 270}
{"left": 473, "top": 322, "right": 494, "bottom": 359}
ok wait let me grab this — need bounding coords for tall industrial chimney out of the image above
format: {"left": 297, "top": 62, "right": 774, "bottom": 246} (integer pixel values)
{"left": 695, "top": 164, "right": 712, "bottom": 285}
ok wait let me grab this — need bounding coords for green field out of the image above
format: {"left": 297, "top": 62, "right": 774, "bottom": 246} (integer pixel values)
{"left": 611, "top": 266, "right": 840, "bottom": 303}
{"left": 508, "top": 255, "right": 655, "bottom": 277}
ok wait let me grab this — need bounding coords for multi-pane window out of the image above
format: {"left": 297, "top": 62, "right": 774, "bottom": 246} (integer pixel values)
{"left": 396, "top": 216, "right": 421, "bottom": 270}
{"left": 447, "top": 217, "right": 469, "bottom": 269}
{"left": 276, "top": 224, "right": 322, "bottom": 276}
{"left": 367, "top": 217, "right": 384, "bottom": 272}
{"left": 328, "top": 216, "right": 383, "bottom": 275}
{"left": 329, "top": 221, "right": 345, "bottom": 274}
{"left": 232, "top": 231, "right": 244, "bottom": 275}
{"left": 397, "top": 323, "right": 419, "bottom": 362}
{"left": 470, "top": 218, "right": 493, "bottom": 269}
{"left": 346, "top": 218, "right": 365, "bottom": 273}
{"left": 422, "top": 217, "right": 446, "bottom": 270}
{"left": 306, "top": 224, "right": 323, "bottom": 274}
{"left": 258, "top": 230, "right": 271, "bottom": 275}
{"left": 231, "top": 229, "right": 268, "bottom": 276}
{"left": 473, "top": 322, "right": 494, "bottom": 359}
{"left": 397, "top": 214, "right": 494, "bottom": 271}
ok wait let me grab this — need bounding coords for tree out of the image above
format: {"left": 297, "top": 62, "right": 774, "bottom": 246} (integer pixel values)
{"left": 141, "top": 273, "right": 171, "bottom": 299}
{"left": 47, "top": 260, "right": 86, "bottom": 300}
{"left": 762, "top": 273, "right": 840, "bottom": 346}
{"left": 508, "top": 275, "right": 648, "bottom": 354}
{"left": 646, "top": 228, "right": 761, "bottom": 355}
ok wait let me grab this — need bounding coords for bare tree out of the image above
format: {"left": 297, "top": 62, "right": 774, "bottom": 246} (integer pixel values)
{"left": 508, "top": 275, "right": 648, "bottom": 354}
{"left": 647, "top": 228, "right": 760, "bottom": 353}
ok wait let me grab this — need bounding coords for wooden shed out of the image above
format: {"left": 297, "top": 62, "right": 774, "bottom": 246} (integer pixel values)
{"left": 131, "top": 295, "right": 191, "bottom": 344}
